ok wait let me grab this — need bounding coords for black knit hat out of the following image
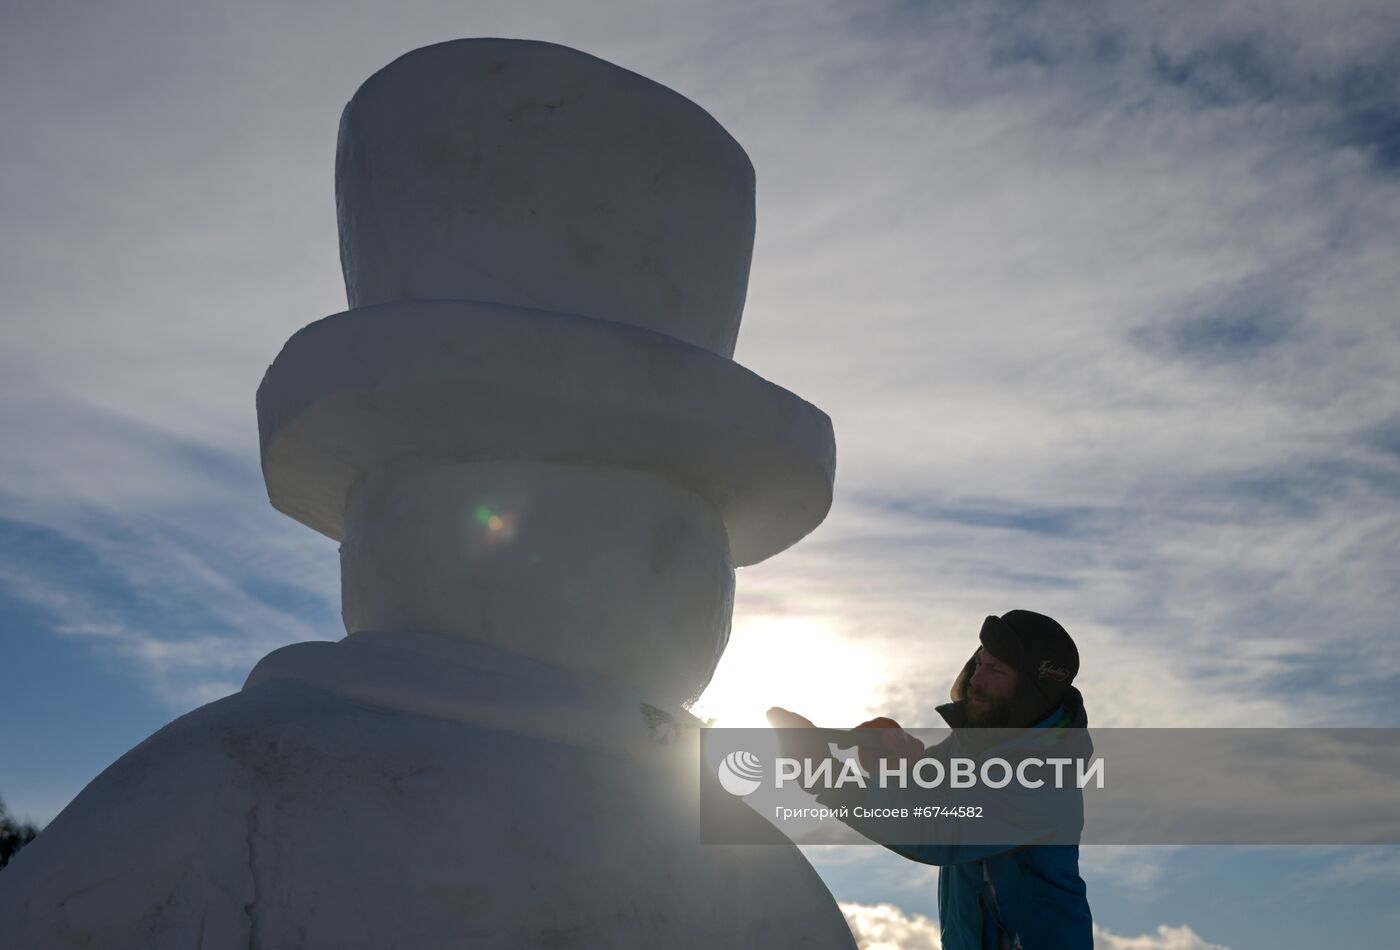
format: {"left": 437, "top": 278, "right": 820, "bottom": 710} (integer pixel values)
{"left": 950, "top": 609, "right": 1080, "bottom": 727}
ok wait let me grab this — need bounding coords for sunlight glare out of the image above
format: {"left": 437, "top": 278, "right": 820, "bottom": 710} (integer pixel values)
{"left": 691, "top": 614, "right": 887, "bottom": 730}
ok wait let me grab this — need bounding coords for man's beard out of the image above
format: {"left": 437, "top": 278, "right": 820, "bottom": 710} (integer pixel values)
{"left": 965, "top": 691, "right": 1012, "bottom": 728}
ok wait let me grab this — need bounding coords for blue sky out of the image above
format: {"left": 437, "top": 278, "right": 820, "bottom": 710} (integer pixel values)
{"left": 3, "top": 1, "right": 1399, "bottom": 947}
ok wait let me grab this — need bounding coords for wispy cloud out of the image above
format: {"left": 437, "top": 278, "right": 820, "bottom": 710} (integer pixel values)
{"left": 702, "top": 0, "right": 1400, "bottom": 731}
{"left": 1301, "top": 845, "right": 1400, "bottom": 888}
{"left": 0, "top": 403, "right": 339, "bottom": 706}
{"left": 1, "top": 18, "right": 1397, "bottom": 937}
{"left": 3, "top": 2, "right": 1398, "bottom": 946}
{"left": 1078, "top": 846, "right": 1187, "bottom": 893}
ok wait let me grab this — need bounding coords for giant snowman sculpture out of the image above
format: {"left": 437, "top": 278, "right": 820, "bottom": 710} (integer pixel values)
{"left": 0, "top": 39, "right": 851, "bottom": 949}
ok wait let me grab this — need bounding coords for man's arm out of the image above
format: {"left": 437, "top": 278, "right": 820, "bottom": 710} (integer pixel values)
{"left": 783, "top": 713, "right": 1076, "bottom": 866}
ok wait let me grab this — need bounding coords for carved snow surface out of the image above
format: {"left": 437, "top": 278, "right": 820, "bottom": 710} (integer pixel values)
{"left": 0, "top": 634, "right": 855, "bottom": 948}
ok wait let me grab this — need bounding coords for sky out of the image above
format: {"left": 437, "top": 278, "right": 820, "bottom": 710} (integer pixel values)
{"left": 2, "top": 0, "right": 1399, "bottom": 946}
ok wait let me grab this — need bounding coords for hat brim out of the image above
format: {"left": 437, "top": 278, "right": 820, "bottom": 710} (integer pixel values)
{"left": 257, "top": 299, "right": 835, "bottom": 567}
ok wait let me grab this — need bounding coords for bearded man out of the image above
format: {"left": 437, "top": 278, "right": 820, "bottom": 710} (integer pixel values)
{"left": 770, "top": 609, "right": 1093, "bottom": 950}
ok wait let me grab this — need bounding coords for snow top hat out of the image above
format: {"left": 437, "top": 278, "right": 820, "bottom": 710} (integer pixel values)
{"left": 257, "top": 39, "right": 835, "bottom": 566}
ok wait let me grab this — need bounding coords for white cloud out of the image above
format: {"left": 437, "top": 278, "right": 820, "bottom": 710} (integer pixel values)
{"left": 801, "top": 845, "right": 943, "bottom": 911}
{"left": 840, "top": 899, "right": 1230, "bottom": 950}
{"left": 840, "top": 901, "right": 943, "bottom": 950}
{"left": 1094, "top": 922, "right": 1230, "bottom": 950}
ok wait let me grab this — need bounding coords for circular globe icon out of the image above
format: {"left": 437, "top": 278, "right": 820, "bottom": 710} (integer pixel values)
{"left": 717, "top": 750, "right": 764, "bottom": 796}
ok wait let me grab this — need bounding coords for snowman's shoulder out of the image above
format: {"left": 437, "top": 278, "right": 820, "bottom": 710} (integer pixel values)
{"left": 0, "top": 679, "right": 339, "bottom": 950}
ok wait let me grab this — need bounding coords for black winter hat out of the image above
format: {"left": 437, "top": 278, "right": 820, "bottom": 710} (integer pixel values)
{"left": 950, "top": 609, "right": 1080, "bottom": 727}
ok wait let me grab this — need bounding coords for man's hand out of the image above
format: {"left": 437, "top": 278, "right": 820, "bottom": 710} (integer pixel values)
{"left": 766, "top": 706, "right": 816, "bottom": 730}
{"left": 846, "top": 716, "right": 925, "bottom": 775}
{"left": 766, "top": 706, "right": 831, "bottom": 763}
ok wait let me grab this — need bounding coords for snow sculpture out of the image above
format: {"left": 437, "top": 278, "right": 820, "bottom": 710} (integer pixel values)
{"left": 0, "top": 39, "right": 848, "bottom": 948}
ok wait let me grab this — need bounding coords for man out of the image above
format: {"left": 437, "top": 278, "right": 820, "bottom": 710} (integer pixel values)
{"left": 769, "top": 609, "right": 1092, "bottom": 950}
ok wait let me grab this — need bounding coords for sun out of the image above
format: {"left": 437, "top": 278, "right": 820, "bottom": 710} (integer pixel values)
{"left": 690, "top": 614, "right": 888, "bottom": 730}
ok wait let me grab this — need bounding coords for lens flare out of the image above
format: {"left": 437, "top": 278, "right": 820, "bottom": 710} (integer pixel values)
{"left": 469, "top": 501, "right": 517, "bottom": 544}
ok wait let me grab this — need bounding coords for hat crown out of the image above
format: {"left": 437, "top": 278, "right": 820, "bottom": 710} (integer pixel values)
{"left": 999, "top": 609, "right": 1079, "bottom": 682}
{"left": 334, "top": 38, "right": 756, "bottom": 357}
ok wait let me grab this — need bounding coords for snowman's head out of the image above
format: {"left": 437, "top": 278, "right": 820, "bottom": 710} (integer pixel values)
{"left": 339, "top": 459, "right": 734, "bottom": 704}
